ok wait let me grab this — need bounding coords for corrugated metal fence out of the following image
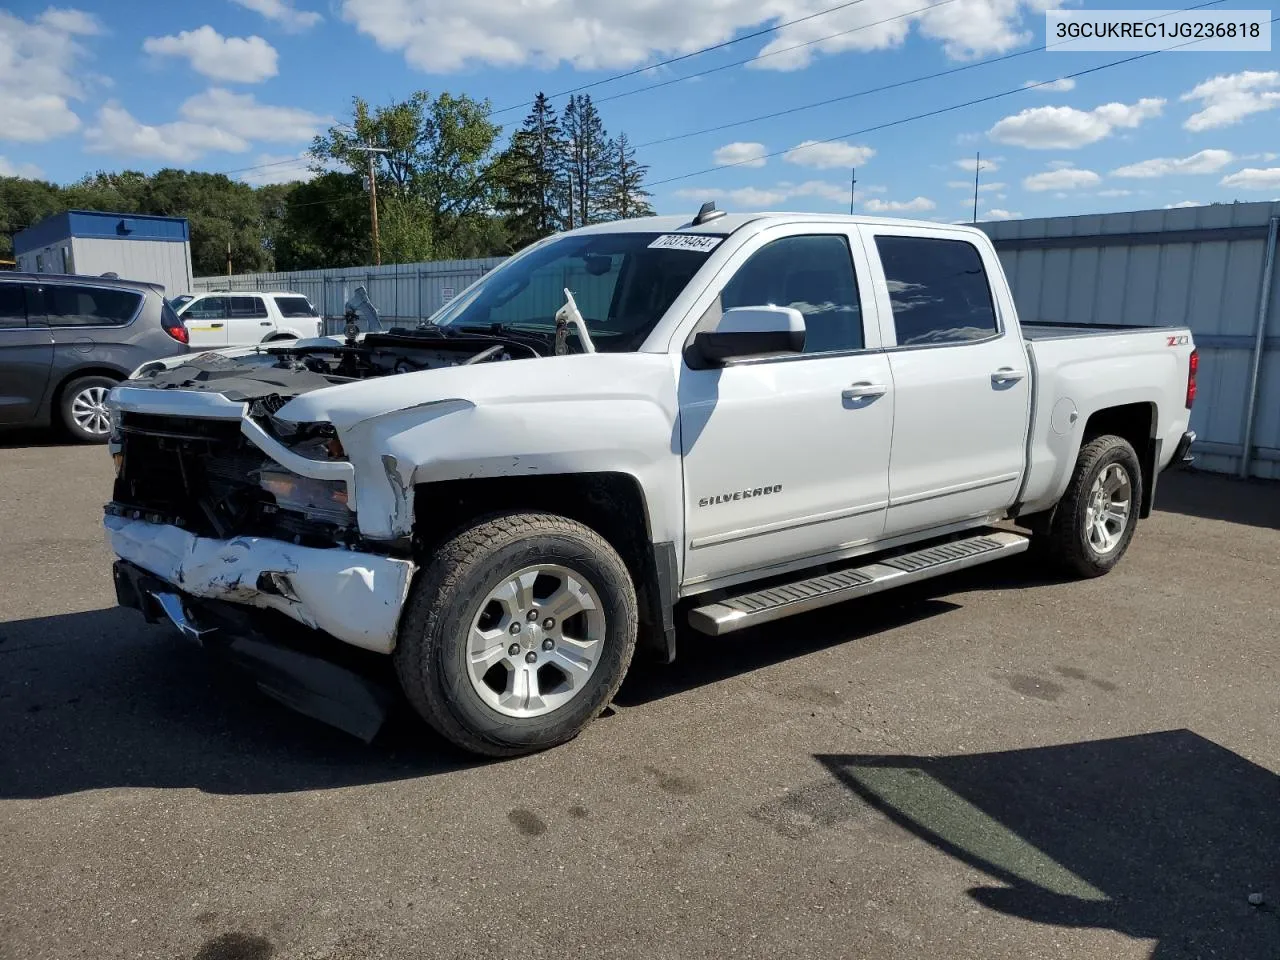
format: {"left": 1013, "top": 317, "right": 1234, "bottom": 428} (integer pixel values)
{"left": 979, "top": 200, "right": 1280, "bottom": 481}
{"left": 193, "top": 258, "right": 505, "bottom": 332}
{"left": 196, "top": 200, "right": 1280, "bottom": 480}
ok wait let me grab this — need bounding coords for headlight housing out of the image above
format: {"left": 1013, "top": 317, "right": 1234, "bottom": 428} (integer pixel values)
{"left": 265, "top": 417, "right": 347, "bottom": 461}
{"left": 258, "top": 469, "right": 351, "bottom": 524}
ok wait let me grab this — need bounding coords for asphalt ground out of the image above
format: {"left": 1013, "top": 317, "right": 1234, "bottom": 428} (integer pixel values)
{"left": 2, "top": 434, "right": 1278, "bottom": 960}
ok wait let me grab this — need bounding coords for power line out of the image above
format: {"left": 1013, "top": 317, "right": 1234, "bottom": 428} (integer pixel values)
{"left": 646, "top": 17, "right": 1269, "bottom": 190}
{"left": 594, "top": 0, "right": 961, "bottom": 110}
{"left": 635, "top": 0, "right": 1227, "bottom": 149}
{"left": 488, "top": 0, "right": 877, "bottom": 116}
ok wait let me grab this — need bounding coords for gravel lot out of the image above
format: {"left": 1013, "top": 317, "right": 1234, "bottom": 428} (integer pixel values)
{"left": 2, "top": 436, "right": 1277, "bottom": 960}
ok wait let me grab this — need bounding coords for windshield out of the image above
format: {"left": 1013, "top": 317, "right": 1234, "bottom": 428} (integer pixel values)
{"left": 431, "top": 232, "right": 723, "bottom": 352}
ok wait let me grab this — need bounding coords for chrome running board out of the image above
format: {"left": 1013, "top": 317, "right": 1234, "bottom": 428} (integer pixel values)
{"left": 687, "top": 530, "right": 1029, "bottom": 636}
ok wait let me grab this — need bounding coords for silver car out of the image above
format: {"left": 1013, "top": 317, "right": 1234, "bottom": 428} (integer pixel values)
{"left": 0, "top": 273, "right": 190, "bottom": 442}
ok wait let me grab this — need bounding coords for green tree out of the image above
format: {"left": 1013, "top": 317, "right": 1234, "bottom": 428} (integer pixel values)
{"left": 600, "top": 133, "right": 655, "bottom": 221}
{"left": 0, "top": 176, "right": 63, "bottom": 260}
{"left": 560, "top": 94, "right": 612, "bottom": 227}
{"left": 310, "top": 90, "right": 502, "bottom": 260}
{"left": 272, "top": 172, "right": 369, "bottom": 271}
{"left": 143, "top": 169, "right": 273, "bottom": 275}
{"left": 492, "top": 93, "right": 567, "bottom": 249}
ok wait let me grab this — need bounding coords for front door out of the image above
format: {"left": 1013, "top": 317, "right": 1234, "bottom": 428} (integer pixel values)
{"left": 0, "top": 282, "right": 53, "bottom": 425}
{"left": 860, "top": 228, "right": 1031, "bottom": 537}
{"left": 678, "top": 228, "right": 893, "bottom": 589}
{"left": 182, "top": 296, "right": 230, "bottom": 347}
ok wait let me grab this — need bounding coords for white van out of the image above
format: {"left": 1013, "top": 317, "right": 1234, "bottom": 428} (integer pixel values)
{"left": 172, "top": 291, "right": 324, "bottom": 348}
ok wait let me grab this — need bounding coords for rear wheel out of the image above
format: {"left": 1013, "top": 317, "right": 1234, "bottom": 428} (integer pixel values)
{"left": 60, "top": 375, "right": 118, "bottom": 443}
{"left": 394, "top": 512, "right": 638, "bottom": 757}
{"left": 1041, "top": 434, "right": 1143, "bottom": 578}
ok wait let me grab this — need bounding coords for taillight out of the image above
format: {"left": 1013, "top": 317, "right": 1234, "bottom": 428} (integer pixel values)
{"left": 1185, "top": 348, "right": 1198, "bottom": 409}
{"left": 164, "top": 318, "right": 189, "bottom": 344}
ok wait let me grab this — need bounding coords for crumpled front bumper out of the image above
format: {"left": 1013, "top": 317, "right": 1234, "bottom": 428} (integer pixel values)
{"left": 104, "top": 515, "right": 416, "bottom": 654}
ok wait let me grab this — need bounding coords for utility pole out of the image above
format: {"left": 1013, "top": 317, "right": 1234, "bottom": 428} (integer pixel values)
{"left": 849, "top": 167, "right": 857, "bottom": 215}
{"left": 350, "top": 142, "right": 390, "bottom": 265}
{"left": 973, "top": 151, "right": 981, "bottom": 224}
{"left": 226, "top": 240, "right": 232, "bottom": 277}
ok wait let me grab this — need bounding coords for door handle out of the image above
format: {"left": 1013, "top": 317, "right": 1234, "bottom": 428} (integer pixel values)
{"left": 842, "top": 381, "right": 888, "bottom": 400}
{"left": 210, "top": 323, "right": 224, "bottom": 329}
{"left": 991, "top": 367, "right": 1025, "bottom": 385}
{"left": 260, "top": 321, "right": 272, "bottom": 326}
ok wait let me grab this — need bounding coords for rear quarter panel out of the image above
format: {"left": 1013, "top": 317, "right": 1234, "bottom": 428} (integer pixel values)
{"left": 1018, "top": 329, "right": 1194, "bottom": 513}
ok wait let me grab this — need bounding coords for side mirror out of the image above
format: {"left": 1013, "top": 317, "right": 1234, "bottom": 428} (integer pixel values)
{"left": 693, "top": 305, "right": 806, "bottom": 365}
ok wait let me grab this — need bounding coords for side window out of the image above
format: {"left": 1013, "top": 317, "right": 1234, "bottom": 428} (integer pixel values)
{"left": 229, "top": 296, "right": 268, "bottom": 319}
{"left": 44, "top": 285, "right": 143, "bottom": 327}
{"left": 721, "top": 234, "right": 863, "bottom": 354}
{"left": 874, "top": 235, "right": 998, "bottom": 346}
{"left": 0, "top": 283, "right": 29, "bottom": 329}
{"left": 186, "top": 296, "right": 228, "bottom": 320}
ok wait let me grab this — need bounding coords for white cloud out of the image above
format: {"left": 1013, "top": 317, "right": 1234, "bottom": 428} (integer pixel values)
{"left": 85, "top": 102, "right": 250, "bottom": 162}
{"left": 864, "top": 196, "right": 936, "bottom": 213}
{"left": 0, "top": 7, "right": 101, "bottom": 143}
{"left": 675, "top": 178, "right": 852, "bottom": 208}
{"left": 1023, "top": 167, "right": 1102, "bottom": 191}
{"left": 947, "top": 179, "right": 1006, "bottom": 191}
{"left": 232, "top": 0, "right": 323, "bottom": 31}
{"left": 237, "top": 152, "right": 319, "bottom": 186}
{"left": 713, "top": 141, "right": 767, "bottom": 168}
{"left": 1110, "top": 149, "right": 1234, "bottom": 178}
{"left": 1181, "top": 71, "right": 1280, "bottom": 131}
{"left": 143, "top": 26, "right": 278, "bottom": 84}
{"left": 783, "top": 139, "right": 875, "bottom": 170}
{"left": 339, "top": 0, "right": 1060, "bottom": 73}
{"left": 179, "top": 88, "right": 329, "bottom": 142}
{"left": 954, "top": 156, "right": 1000, "bottom": 172}
{"left": 1097, "top": 188, "right": 1132, "bottom": 197}
{"left": 1045, "top": 159, "right": 1075, "bottom": 170}
{"left": 0, "top": 155, "right": 44, "bottom": 178}
{"left": 989, "top": 97, "right": 1165, "bottom": 149}
{"left": 1023, "top": 78, "right": 1075, "bottom": 92}
{"left": 1242, "top": 152, "right": 1278, "bottom": 162}
{"left": 982, "top": 208, "right": 1022, "bottom": 220}
{"left": 1220, "top": 167, "right": 1280, "bottom": 191}
{"left": 1165, "top": 201, "right": 1203, "bottom": 208}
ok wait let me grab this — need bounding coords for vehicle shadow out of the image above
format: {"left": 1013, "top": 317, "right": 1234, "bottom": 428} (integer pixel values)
{"left": 1154, "top": 470, "right": 1280, "bottom": 529}
{"left": 819, "top": 730, "right": 1280, "bottom": 959}
{"left": 0, "top": 607, "right": 473, "bottom": 800}
{"left": 0, "top": 426, "right": 78, "bottom": 449}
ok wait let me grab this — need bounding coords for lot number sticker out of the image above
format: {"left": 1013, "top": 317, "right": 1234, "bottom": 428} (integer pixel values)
{"left": 649, "top": 234, "right": 723, "bottom": 253}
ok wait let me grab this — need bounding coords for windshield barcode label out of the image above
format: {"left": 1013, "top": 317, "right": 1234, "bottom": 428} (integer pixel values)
{"left": 649, "top": 234, "right": 723, "bottom": 252}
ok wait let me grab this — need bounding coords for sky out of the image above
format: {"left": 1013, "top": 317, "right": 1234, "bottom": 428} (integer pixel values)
{"left": 1, "top": 0, "right": 1278, "bottom": 224}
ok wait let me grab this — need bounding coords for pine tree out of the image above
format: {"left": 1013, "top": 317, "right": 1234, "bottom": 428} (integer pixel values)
{"left": 492, "top": 93, "right": 567, "bottom": 248}
{"left": 560, "top": 94, "right": 612, "bottom": 227}
{"left": 600, "top": 133, "right": 655, "bottom": 221}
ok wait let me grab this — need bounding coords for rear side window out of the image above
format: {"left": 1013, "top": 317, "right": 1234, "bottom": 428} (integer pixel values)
{"left": 44, "top": 285, "right": 143, "bottom": 327}
{"left": 0, "top": 283, "right": 30, "bottom": 329}
{"left": 274, "top": 296, "right": 319, "bottom": 318}
{"left": 873, "top": 235, "right": 998, "bottom": 346}
{"left": 721, "top": 234, "right": 863, "bottom": 354}
{"left": 228, "top": 296, "right": 268, "bottom": 319}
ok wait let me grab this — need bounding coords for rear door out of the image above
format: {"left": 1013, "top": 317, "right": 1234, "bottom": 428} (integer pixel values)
{"left": 859, "top": 227, "right": 1031, "bottom": 537}
{"left": 226, "top": 295, "right": 272, "bottom": 344}
{"left": 182, "top": 295, "right": 230, "bottom": 347}
{"left": 0, "top": 281, "right": 53, "bottom": 425}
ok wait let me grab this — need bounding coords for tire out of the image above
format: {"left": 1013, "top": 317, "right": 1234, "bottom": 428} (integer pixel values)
{"left": 1041, "top": 434, "right": 1143, "bottom": 578}
{"left": 59, "top": 375, "right": 118, "bottom": 443}
{"left": 394, "top": 512, "right": 638, "bottom": 757}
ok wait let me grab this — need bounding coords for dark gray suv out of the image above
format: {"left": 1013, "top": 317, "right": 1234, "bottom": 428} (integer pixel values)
{"left": 0, "top": 273, "right": 190, "bottom": 442}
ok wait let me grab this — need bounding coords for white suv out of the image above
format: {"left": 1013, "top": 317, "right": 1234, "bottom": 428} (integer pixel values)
{"left": 172, "top": 291, "right": 324, "bottom": 348}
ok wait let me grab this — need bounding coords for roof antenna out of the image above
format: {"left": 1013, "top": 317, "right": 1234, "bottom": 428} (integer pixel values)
{"left": 692, "top": 201, "right": 726, "bottom": 226}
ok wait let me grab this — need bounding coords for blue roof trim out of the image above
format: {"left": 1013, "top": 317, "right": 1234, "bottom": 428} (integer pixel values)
{"left": 14, "top": 210, "right": 190, "bottom": 254}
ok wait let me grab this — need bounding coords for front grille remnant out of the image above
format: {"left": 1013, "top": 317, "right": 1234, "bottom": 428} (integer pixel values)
{"left": 111, "top": 412, "right": 355, "bottom": 547}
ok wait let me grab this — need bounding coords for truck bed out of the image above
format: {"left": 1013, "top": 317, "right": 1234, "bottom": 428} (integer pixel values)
{"left": 1020, "top": 320, "right": 1184, "bottom": 341}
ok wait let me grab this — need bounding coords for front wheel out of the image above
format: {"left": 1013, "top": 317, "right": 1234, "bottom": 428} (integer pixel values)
{"left": 394, "top": 512, "right": 638, "bottom": 757}
{"left": 1041, "top": 434, "right": 1143, "bottom": 578}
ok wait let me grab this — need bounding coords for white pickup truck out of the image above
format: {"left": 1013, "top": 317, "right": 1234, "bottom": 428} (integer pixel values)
{"left": 103, "top": 208, "right": 1197, "bottom": 756}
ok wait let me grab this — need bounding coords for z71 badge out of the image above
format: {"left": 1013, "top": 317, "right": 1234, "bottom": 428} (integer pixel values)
{"left": 699, "top": 485, "right": 782, "bottom": 507}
